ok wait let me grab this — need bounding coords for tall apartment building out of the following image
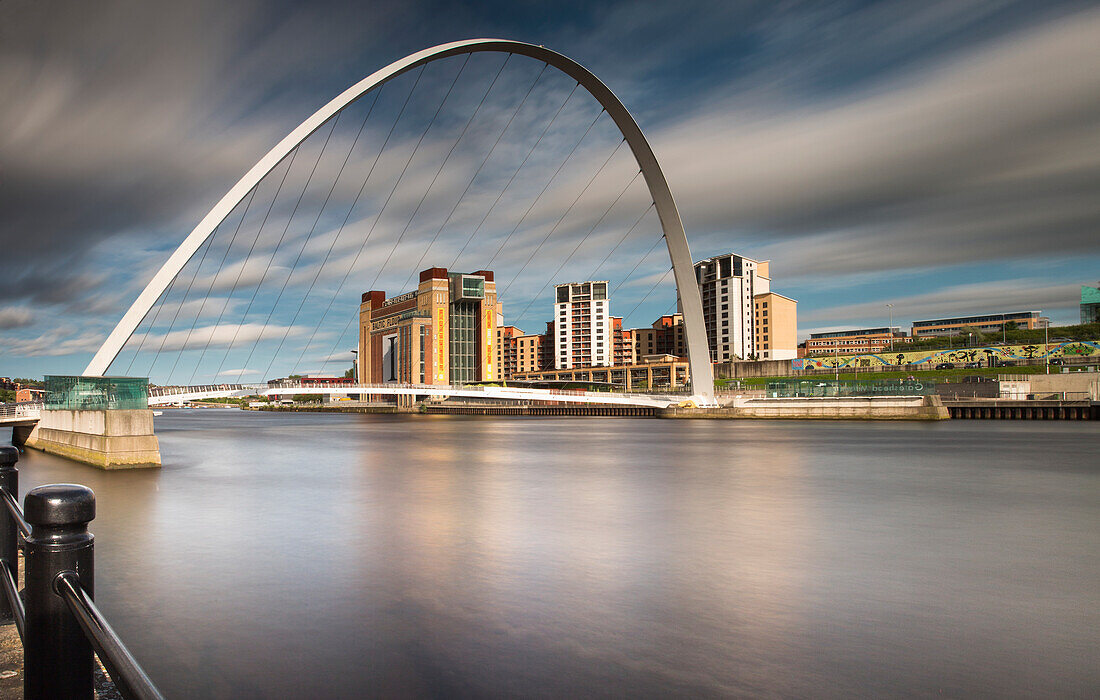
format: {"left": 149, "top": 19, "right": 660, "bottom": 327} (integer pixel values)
{"left": 553, "top": 281, "right": 612, "bottom": 369}
{"left": 358, "top": 267, "right": 497, "bottom": 385}
{"left": 632, "top": 313, "right": 687, "bottom": 359}
{"left": 693, "top": 253, "right": 798, "bottom": 361}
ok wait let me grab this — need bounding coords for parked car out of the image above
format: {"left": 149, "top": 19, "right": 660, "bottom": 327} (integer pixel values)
{"left": 935, "top": 362, "right": 955, "bottom": 370}
{"left": 1049, "top": 358, "right": 1064, "bottom": 366}
{"left": 963, "top": 362, "right": 981, "bottom": 368}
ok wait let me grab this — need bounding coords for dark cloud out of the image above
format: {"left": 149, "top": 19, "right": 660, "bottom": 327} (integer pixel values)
{"left": 2, "top": 0, "right": 1097, "bottom": 375}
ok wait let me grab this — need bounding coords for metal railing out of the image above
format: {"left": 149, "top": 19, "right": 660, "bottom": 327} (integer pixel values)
{"left": 0, "top": 402, "right": 43, "bottom": 420}
{"left": 0, "top": 445, "right": 163, "bottom": 699}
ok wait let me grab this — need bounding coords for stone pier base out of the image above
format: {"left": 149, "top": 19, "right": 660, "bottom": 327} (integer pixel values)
{"left": 18, "top": 409, "right": 161, "bottom": 468}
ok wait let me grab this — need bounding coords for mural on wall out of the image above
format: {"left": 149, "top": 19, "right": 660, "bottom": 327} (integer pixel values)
{"left": 792, "top": 341, "right": 1100, "bottom": 370}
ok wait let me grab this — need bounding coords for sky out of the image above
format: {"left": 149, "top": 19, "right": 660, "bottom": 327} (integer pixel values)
{"left": 2, "top": 0, "right": 1099, "bottom": 383}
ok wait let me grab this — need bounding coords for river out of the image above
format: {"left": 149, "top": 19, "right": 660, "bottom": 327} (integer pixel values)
{"left": 7, "top": 410, "right": 1100, "bottom": 697}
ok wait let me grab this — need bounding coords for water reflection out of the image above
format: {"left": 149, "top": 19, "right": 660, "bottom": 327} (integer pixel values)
{"left": 7, "top": 412, "right": 1100, "bottom": 697}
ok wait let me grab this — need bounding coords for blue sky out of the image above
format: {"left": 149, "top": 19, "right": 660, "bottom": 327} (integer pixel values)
{"left": 2, "top": 0, "right": 1099, "bottom": 383}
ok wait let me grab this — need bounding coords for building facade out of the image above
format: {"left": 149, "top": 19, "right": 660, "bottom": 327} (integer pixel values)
{"left": 495, "top": 325, "right": 523, "bottom": 380}
{"left": 752, "top": 292, "right": 798, "bottom": 360}
{"left": 358, "top": 268, "right": 497, "bottom": 385}
{"left": 515, "top": 358, "right": 689, "bottom": 391}
{"left": 632, "top": 313, "right": 687, "bottom": 360}
{"left": 800, "top": 327, "right": 912, "bottom": 356}
{"left": 496, "top": 324, "right": 549, "bottom": 379}
{"left": 911, "top": 311, "right": 1046, "bottom": 337}
{"left": 1082, "top": 285, "right": 1100, "bottom": 324}
{"left": 693, "top": 253, "right": 798, "bottom": 361}
{"left": 553, "top": 281, "right": 612, "bottom": 369}
{"left": 611, "top": 317, "right": 636, "bottom": 367}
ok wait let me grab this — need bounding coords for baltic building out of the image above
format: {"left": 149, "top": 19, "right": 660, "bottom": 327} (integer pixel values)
{"left": 358, "top": 268, "right": 497, "bottom": 385}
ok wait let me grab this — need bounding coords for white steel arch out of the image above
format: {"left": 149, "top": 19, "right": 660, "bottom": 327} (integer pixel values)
{"left": 85, "top": 39, "right": 716, "bottom": 405}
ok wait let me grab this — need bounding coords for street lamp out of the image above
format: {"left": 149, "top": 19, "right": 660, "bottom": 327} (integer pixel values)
{"left": 886, "top": 303, "right": 894, "bottom": 351}
{"left": 1044, "top": 319, "right": 1049, "bottom": 375}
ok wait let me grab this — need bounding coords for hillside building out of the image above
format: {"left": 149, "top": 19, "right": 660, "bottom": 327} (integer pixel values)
{"left": 800, "top": 327, "right": 911, "bottom": 356}
{"left": 911, "top": 311, "right": 1046, "bottom": 337}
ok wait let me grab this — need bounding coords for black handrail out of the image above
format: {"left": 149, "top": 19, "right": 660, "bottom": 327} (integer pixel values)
{"left": 0, "top": 488, "right": 31, "bottom": 538}
{"left": 0, "top": 445, "right": 165, "bottom": 699}
{"left": 56, "top": 572, "right": 164, "bottom": 700}
{"left": 0, "top": 560, "right": 24, "bottom": 641}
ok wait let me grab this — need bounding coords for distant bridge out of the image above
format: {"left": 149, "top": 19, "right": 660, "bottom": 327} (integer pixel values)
{"left": 148, "top": 382, "right": 686, "bottom": 408}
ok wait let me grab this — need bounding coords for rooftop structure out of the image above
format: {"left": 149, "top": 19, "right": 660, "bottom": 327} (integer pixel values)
{"left": 911, "top": 311, "right": 1046, "bottom": 337}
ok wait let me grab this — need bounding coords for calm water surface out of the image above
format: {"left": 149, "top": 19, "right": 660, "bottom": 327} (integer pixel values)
{"left": 7, "top": 411, "right": 1100, "bottom": 697}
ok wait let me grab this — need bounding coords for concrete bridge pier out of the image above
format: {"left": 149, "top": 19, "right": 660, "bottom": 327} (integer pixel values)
{"left": 20, "top": 409, "right": 161, "bottom": 469}
{"left": 20, "top": 376, "right": 161, "bottom": 469}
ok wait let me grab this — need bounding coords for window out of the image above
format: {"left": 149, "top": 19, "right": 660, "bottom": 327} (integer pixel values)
{"left": 721, "top": 312, "right": 728, "bottom": 319}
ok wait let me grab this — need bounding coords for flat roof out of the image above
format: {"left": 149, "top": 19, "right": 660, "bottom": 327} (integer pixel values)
{"left": 912, "top": 311, "right": 1041, "bottom": 326}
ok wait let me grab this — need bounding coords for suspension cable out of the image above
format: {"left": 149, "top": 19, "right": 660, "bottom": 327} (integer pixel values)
{"left": 262, "top": 60, "right": 467, "bottom": 379}
{"left": 397, "top": 54, "right": 513, "bottom": 291}
{"left": 497, "top": 137, "right": 624, "bottom": 300}
{"left": 611, "top": 230, "right": 667, "bottom": 299}
{"left": 621, "top": 267, "right": 674, "bottom": 327}
{"left": 259, "top": 91, "right": 384, "bottom": 379}
{"left": 450, "top": 81, "right": 580, "bottom": 269}
{"left": 178, "top": 137, "right": 310, "bottom": 384}
{"left": 208, "top": 109, "right": 350, "bottom": 382}
{"left": 131, "top": 230, "right": 216, "bottom": 378}
{"left": 153, "top": 180, "right": 262, "bottom": 383}
{"left": 123, "top": 245, "right": 186, "bottom": 375}
{"left": 485, "top": 107, "right": 605, "bottom": 270}
{"left": 587, "top": 203, "right": 654, "bottom": 280}
{"left": 302, "top": 59, "right": 546, "bottom": 375}
{"left": 362, "top": 55, "right": 473, "bottom": 294}
{"left": 508, "top": 168, "right": 641, "bottom": 325}
{"left": 262, "top": 59, "right": 469, "bottom": 381}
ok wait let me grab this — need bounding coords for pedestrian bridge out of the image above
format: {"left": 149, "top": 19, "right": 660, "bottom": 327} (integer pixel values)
{"left": 149, "top": 382, "right": 687, "bottom": 408}
{"left": 0, "top": 402, "right": 42, "bottom": 426}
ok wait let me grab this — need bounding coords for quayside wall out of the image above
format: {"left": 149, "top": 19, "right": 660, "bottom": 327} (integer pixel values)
{"left": 664, "top": 395, "right": 949, "bottom": 420}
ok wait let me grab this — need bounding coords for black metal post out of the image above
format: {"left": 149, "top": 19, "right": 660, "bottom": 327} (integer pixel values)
{"left": 0, "top": 446, "right": 17, "bottom": 624}
{"left": 24, "top": 484, "right": 96, "bottom": 699}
